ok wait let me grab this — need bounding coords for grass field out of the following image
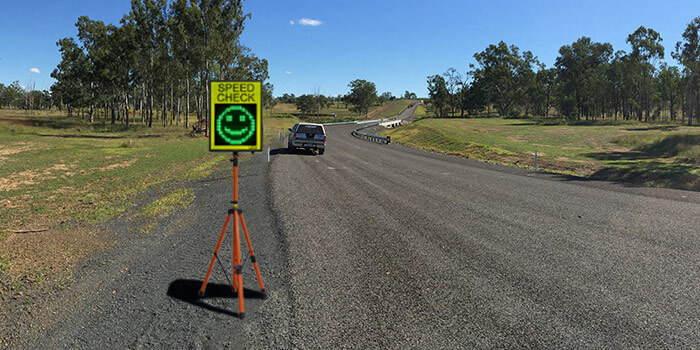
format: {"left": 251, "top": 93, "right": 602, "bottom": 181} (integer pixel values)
{"left": 265, "top": 99, "right": 414, "bottom": 123}
{"left": 382, "top": 117, "right": 700, "bottom": 191}
{"left": 0, "top": 109, "right": 297, "bottom": 280}
{"left": 414, "top": 105, "right": 427, "bottom": 117}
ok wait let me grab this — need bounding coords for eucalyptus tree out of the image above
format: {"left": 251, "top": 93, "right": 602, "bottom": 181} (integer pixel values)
{"left": 555, "top": 37, "right": 613, "bottom": 120}
{"left": 626, "top": 26, "right": 664, "bottom": 122}
{"left": 443, "top": 67, "right": 463, "bottom": 115}
{"left": 427, "top": 74, "right": 449, "bottom": 117}
{"left": 51, "top": 39, "right": 89, "bottom": 117}
{"left": 295, "top": 94, "right": 316, "bottom": 114}
{"left": 657, "top": 63, "right": 682, "bottom": 121}
{"left": 673, "top": 16, "right": 700, "bottom": 125}
{"left": 606, "top": 51, "right": 630, "bottom": 120}
{"left": 49, "top": 0, "right": 269, "bottom": 129}
{"left": 471, "top": 41, "right": 538, "bottom": 117}
{"left": 347, "top": 79, "right": 377, "bottom": 116}
{"left": 459, "top": 80, "right": 487, "bottom": 116}
{"left": 532, "top": 67, "right": 557, "bottom": 117}
{"left": 262, "top": 82, "right": 275, "bottom": 109}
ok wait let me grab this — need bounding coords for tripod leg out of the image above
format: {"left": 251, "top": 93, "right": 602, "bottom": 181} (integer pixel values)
{"left": 239, "top": 212, "right": 266, "bottom": 294}
{"left": 233, "top": 210, "right": 245, "bottom": 317}
{"left": 199, "top": 213, "right": 231, "bottom": 297}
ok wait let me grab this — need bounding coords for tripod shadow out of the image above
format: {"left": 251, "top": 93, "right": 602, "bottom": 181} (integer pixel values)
{"left": 270, "top": 147, "right": 317, "bottom": 156}
{"left": 166, "top": 279, "right": 266, "bottom": 318}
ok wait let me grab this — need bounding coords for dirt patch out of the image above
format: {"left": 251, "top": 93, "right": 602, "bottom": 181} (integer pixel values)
{"left": 0, "top": 194, "right": 31, "bottom": 209}
{"left": 0, "top": 143, "right": 34, "bottom": 161}
{"left": 541, "top": 128, "right": 582, "bottom": 135}
{"left": 530, "top": 143, "right": 584, "bottom": 151}
{"left": 506, "top": 135, "right": 528, "bottom": 143}
{"left": 500, "top": 155, "right": 529, "bottom": 165}
{"left": 555, "top": 156, "right": 587, "bottom": 163}
{"left": 0, "top": 163, "right": 76, "bottom": 191}
{"left": 492, "top": 152, "right": 603, "bottom": 176}
{"left": 605, "top": 146, "right": 633, "bottom": 153}
{"left": 0, "top": 170, "right": 41, "bottom": 191}
{"left": 0, "top": 224, "right": 111, "bottom": 344}
{"left": 98, "top": 159, "right": 136, "bottom": 172}
{"left": 0, "top": 226, "right": 108, "bottom": 279}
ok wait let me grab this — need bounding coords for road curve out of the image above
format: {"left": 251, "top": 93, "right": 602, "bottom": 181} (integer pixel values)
{"left": 270, "top": 119, "right": 700, "bottom": 348}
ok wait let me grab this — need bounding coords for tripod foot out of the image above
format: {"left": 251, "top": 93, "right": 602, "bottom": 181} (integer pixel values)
{"left": 197, "top": 290, "right": 205, "bottom": 297}
{"left": 261, "top": 289, "right": 267, "bottom": 299}
{"left": 239, "top": 312, "right": 245, "bottom": 319}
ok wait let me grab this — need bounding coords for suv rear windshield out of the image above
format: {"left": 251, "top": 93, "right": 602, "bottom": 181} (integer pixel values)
{"left": 296, "top": 125, "right": 324, "bottom": 134}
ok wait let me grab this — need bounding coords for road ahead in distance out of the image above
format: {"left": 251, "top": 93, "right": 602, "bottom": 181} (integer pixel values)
{"left": 270, "top": 107, "right": 700, "bottom": 348}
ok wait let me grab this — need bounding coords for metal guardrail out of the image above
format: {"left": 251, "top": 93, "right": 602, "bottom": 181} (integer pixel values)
{"left": 326, "top": 103, "right": 422, "bottom": 144}
{"left": 351, "top": 121, "right": 391, "bottom": 144}
{"left": 322, "top": 121, "right": 357, "bottom": 126}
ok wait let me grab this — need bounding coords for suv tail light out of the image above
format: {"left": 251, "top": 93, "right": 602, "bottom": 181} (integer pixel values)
{"left": 323, "top": 135, "right": 327, "bottom": 144}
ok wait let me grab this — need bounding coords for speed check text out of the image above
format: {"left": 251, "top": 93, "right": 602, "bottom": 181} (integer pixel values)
{"left": 216, "top": 83, "right": 257, "bottom": 103}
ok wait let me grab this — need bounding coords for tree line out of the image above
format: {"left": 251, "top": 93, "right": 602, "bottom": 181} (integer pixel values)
{"left": 275, "top": 83, "right": 418, "bottom": 116}
{"left": 0, "top": 81, "right": 53, "bottom": 111}
{"left": 277, "top": 79, "right": 385, "bottom": 115}
{"left": 427, "top": 18, "right": 700, "bottom": 125}
{"left": 26, "top": 0, "right": 271, "bottom": 130}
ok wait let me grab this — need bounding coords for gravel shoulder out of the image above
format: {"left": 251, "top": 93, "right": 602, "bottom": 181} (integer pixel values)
{"left": 3, "top": 140, "right": 292, "bottom": 349}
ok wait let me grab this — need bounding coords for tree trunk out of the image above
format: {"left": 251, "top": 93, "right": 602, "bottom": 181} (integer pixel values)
{"left": 162, "top": 94, "right": 167, "bottom": 128}
{"left": 89, "top": 83, "right": 95, "bottom": 123}
{"left": 670, "top": 92, "right": 675, "bottom": 121}
{"left": 148, "top": 89, "right": 153, "bottom": 128}
{"left": 689, "top": 86, "right": 693, "bottom": 126}
{"left": 204, "top": 63, "right": 210, "bottom": 137}
{"left": 186, "top": 78, "right": 190, "bottom": 128}
{"left": 170, "top": 83, "right": 175, "bottom": 126}
{"left": 125, "top": 93, "right": 129, "bottom": 128}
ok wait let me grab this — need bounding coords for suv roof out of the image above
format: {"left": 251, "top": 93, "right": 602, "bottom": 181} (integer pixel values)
{"left": 297, "top": 122, "right": 324, "bottom": 127}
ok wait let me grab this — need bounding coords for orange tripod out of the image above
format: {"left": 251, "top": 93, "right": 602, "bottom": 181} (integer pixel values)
{"left": 199, "top": 152, "right": 265, "bottom": 318}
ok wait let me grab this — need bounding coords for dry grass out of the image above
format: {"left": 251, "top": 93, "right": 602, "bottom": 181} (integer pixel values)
{"left": 0, "top": 109, "right": 298, "bottom": 281}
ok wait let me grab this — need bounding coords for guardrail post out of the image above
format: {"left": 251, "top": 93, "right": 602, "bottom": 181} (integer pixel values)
{"left": 534, "top": 150, "right": 538, "bottom": 172}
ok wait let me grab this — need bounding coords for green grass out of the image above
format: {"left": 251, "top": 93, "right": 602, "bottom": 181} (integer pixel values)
{"left": 142, "top": 188, "right": 194, "bottom": 218}
{"left": 0, "top": 254, "right": 11, "bottom": 274}
{"left": 612, "top": 134, "right": 700, "bottom": 163}
{"left": 414, "top": 105, "right": 427, "bottom": 117}
{"left": 0, "top": 110, "right": 298, "bottom": 236}
{"left": 382, "top": 117, "right": 700, "bottom": 190}
{"left": 136, "top": 188, "right": 195, "bottom": 233}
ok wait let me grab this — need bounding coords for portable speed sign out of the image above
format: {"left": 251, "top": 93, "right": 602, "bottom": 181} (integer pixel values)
{"left": 209, "top": 81, "right": 262, "bottom": 152}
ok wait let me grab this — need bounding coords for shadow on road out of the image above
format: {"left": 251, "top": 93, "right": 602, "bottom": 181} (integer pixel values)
{"left": 270, "top": 148, "right": 317, "bottom": 156}
{"left": 166, "top": 279, "right": 265, "bottom": 318}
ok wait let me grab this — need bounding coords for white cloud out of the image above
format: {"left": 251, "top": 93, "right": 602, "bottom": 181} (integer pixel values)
{"left": 298, "top": 18, "right": 322, "bottom": 26}
{"left": 285, "top": 71, "right": 292, "bottom": 75}
{"left": 289, "top": 20, "right": 294, "bottom": 25}
{"left": 29, "top": 67, "right": 40, "bottom": 74}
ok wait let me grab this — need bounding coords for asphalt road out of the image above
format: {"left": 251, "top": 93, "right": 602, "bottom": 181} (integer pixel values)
{"left": 8, "top": 104, "right": 700, "bottom": 349}
{"left": 270, "top": 113, "right": 700, "bottom": 347}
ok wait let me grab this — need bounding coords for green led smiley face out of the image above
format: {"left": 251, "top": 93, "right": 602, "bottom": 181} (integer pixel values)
{"left": 216, "top": 105, "right": 256, "bottom": 145}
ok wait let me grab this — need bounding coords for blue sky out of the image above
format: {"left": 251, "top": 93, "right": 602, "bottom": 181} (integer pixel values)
{"left": 1, "top": 0, "right": 699, "bottom": 97}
